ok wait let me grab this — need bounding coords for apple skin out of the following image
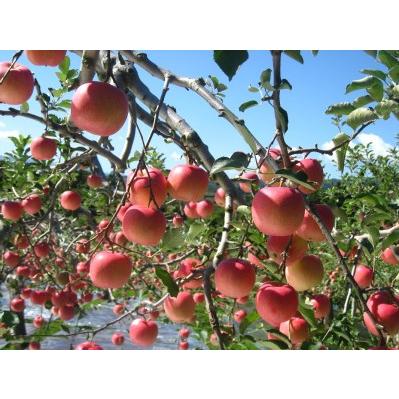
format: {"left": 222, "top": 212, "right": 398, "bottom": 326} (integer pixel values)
{"left": 193, "top": 292, "right": 205, "bottom": 303}
{"left": 128, "top": 168, "right": 168, "bottom": 209}
{"left": 75, "top": 341, "right": 103, "bottom": 350}
{"left": 279, "top": 316, "right": 309, "bottom": 345}
{"left": 214, "top": 187, "right": 226, "bottom": 207}
{"left": 252, "top": 187, "right": 305, "bottom": 237}
{"left": 164, "top": 291, "right": 196, "bottom": 323}
{"left": 122, "top": 205, "right": 166, "bottom": 246}
{"left": 89, "top": 251, "right": 133, "bottom": 289}
{"left": 71, "top": 81, "right": 128, "bottom": 136}
{"left": 267, "top": 235, "right": 308, "bottom": 266}
{"left": 3, "top": 251, "right": 19, "bottom": 267}
{"left": 292, "top": 158, "right": 324, "bottom": 194}
{"left": 196, "top": 200, "right": 214, "bottom": 218}
{"left": 381, "top": 247, "right": 399, "bottom": 265}
{"left": 34, "top": 242, "right": 50, "bottom": 258}
{"left": 285, "top": 254, "right": 324, "bottom": 292}
{"left": 113, "top": 304, "right": 125, "bottom": 315}
{"left": 29, "top": 342, "right": 41, "bottom": 350}
{"left": 353, "top": 264, "right": 374, "bottom": 289}
{"left": 167, "top": 165, "right": 209, "bottom": 202}
{"left": 255, "top": 282, "right": 299, "bottom": 327}
{"left": 258, "top": 148, "right": 282, "bottom": 183}
{"left": 22, "top": 194, "right": 42, "bottom": 215}
{"left": 30, "top": 290, "right": 50, "bottom": 306}
{"left": 87, "top": 174, "right": 103, "bottom": 188}
{"left": 233, "top": 309, "right": 247, "bottom": 323}
{"left": 179, "top": 341, "right": 189, "bottom": 350}
{"left": 10, "top": 297, "right": 25, "bottom": 312}
{"left": 179, "top": 327, "right": 190, "bottom": 339}
{"left": 214, "top": 258, "right": 256, "bottom": 299}
{"left": 25, "top": 50, "right": 66, "bottom": 66}
{"left": 175, "top": 258, "right": 203, "bottom": 289}
{"left": 112, "top": 332, "right": 125, "bottom": 346}
{"left": 30, "top": 136, "right": 57, "bottom": 161}
{"left": 33, "top": 315, "right": 44, "bottom": 329}
{"left": 184, "top": 201, "right": 199, "bottom": 219}
{"left": 58, "top": 305, "right": 75, "bottom": 321}
{"left": 0, "top": 62, "right": 34, "bottom": 104}
{"left": 296, "top": 204, "right": 334, "bottom": 242}
{"left": 310, "top": 294, "right": 331, "bottom": 319}
{"left": 173, "top": 214, "right": 184, "bottom": 227}
{"left": 59, "top": 190, "right": 81, "bottom": 211}
{"left": 129, "top": 318, "right": 158, "bottom": 347}
{"left": 239, "top": 172, "right": 259, "bottom": 193}
{"left": 1, "top": 201, "right": 24, "bottom": 221}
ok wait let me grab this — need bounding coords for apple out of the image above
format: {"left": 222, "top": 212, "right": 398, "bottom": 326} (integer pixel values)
{"left": 214, "top": 258, "right": 255, "bottom": 298}
{"left": 75, "top": 239, "right": 90, "bottom": 254}
{"left": 354, "top": 264, "right": 374, "bottom": 289}
{"left": 0, "top": 61, "right": 34, "bottom": 104}
{"left": 89, "top": 251, "right": 133, "bottom": 289}
{"left": 179, "top": 327, "right": 190, "bottom": 339}
{"left": 33, "top": 315, "right": 44, "bottom": 328}
{"left": 30, "top": 290, "right": 50, "bottom": 305}
{"left": 184, "top": 201, "right": 199, "bottom": 219}
{"left": 122, "top": 205, "right": 166, "bottom": 246}
{"left": 296, "top": 204, "right": 334, "bottom": 242}
{"left": 252, "top": 187, "right": 305, "bottom": 236}
{"left": 285, "top": 254, "right": 324, "bottom": 292}
{"left": 175, "top": 258, "right": 203, "bottom": 289}
{"left": 117, "top": 202, "right": 132, "bottom": 222}
{"left": 30, "top": 136, "right": 57, "bottom": 161}
{"left": 10, "top": 297, "right": 25, "bottom": 312}
{"left": 113, "top": 304, "right": 125, "bottom": 315}
{"left": 279, "top": 316, "right": 309, "bottom": 345}
{"left": 310, "top": 294, "right": 331, "bottom": 319}
{"left": 237, "top": 296, "right": 248, "bottom": 305}
{"left": 71, "top": 81, "right": 128, "bottom": 136}
{"left": 381, "top": 247, "right": 399, "bottom": 266}
{"left": 255, "top": 282, "right": 298, "bottom": 327}
{"left": 173, "top": 214, "right": 184, "bottom": 227}
{"left": 214, "top": 187, "right": 226, "bottom": 207}
{"left": 267, "top": 234, "right": 308, "bottom": 266}
{"left": 129, "top": 318, "right": 158, "bottom": 347}
{"left": 239, "top": 171, "right": 259, "bottom": 193}
{"left": 292, "top": 158, "right": 324, "bottom": 194}
{"left": 164, "top": 291, "right": 196, "bottom": 323}
{"left": 58, "top": 304, "right": 75, "bottom": 321}
{"left": 21, "top": 194, "right": 42, "bottom": 215}
{"left": 167, "top": 164, "right": 209, "bottom": 201}
{"left": 196, "top": 200, "right": 214, "bottom": 218}
{"left": 59, "top": 190, "right": 81, "bottom": 211}
{"left": 87, "top": 174, "right": 103, "bottom": 188}
{"left": 21, "top": 288, "right": 32, "bottom": 299}
{"left": 75, "top": 341, "right": 103, "bottom": 350}
{"left": 3, "top": 251, "right": 19, "bottom": 267}
{"left": 113, "top": 232, "right": 128, "bottom": 246}
{"left": 28, "top": 342, "right": 41, "bottom": 350}
{"left": 34, "top": 242, "right": 50, "bottom": 258}
{"left": 25, "top": 50, "right": 66, "bottom": 66}
{"left": 14, "top": 234, "right": 29, "bottom": 249}
{"left": 193, "top": 292, "right": 205, "bottom": 304}
{"left": 128, "top": 168, "right": 168, "bottom": 208}
{"left": 258, "top": 148, "right": 282, "bottom": 183}
{"left": 112, "top": 332, "right": 125, "bottom": 346}
{"left": 233, "top": 309, "right": 247, "bottom": 323}
{"left": 1, "top": 201, "right": 23, "bottom": 221}
{"left": 16, "top": 266, "right": 31, "bottom": 278}
{"left": 179, "top": 341, "right": 189, "bottom": 350}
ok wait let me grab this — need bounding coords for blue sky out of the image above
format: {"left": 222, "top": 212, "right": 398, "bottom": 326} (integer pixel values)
{"left": 0, "top": 50, "right": 397, "bottom": 178}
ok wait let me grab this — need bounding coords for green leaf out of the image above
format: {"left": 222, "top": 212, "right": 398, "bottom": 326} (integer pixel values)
{"left": 388, "top": 65, "right": 399, "bottom": 83}
{"left": 210, "top": 152, "right": 250, "bottom": 175}
{"left": 392, "top": 85, "right": 399, "bottom": 99}
{"left": 352, "top": 95, "right": 374, "bottom": 108}
{"left": 325, "top": 102, "right": 355, "bottom": 116}
{"left": 58, "top": 56, "right": 70, "bottom": 74}
{"left": 20, "top": 102, "right": 29, "bottom": 113}
{"left": 0, "top": 311, "right": 19, "bottom": 327}
{"left": 366, "top": 80, "right": 384, "bottom": 101}
{"left": 381, "top": 231, "right": 399, "bottom": 250}
{"left": 365, "top": 226, "right": 379, "bottom": 248}
{"left": 276, "top": 106, "right": 289, "bottom": 133}
{"left": 345, "top": 76, "right": 380, "bottom": 94}
{"left": 260, "top": 68, "right": 273, "bottom": 90}
{"left": 236, "top": 205, "right": 251, "bottom": 216}
{"left": 375, "top": 100, "right": 399, "bottom": 117}
{"left": 360, "top": 69, "right": 387, "bottom": 80}
{"left": 259, "top": 339, "right": 288, "bottom": 350}
{"left": 213, "top": 50, "right": 249, "bottom": 81}
{"left": 155, "top": 267, "right": 179, "bottom": 297}
{"left": 378, "top": 51, "right": 398, "bottom": 69}
{"left": 279, "top": 79, "right": 292, "bottom": 90}
{"left": 162, "top": 229, "right": 185, "bottom": 249}
{"left": 274, "top": 169, "right": 315, "bottom": 191}
{"left": 248, "top": 85, "right": 259, "bottom": 93}
{"left": 332, "top": 132, "right": 351, "bottom": 172}
{"left": 299, "top": 301, "right": 317, "bottom": 328}
{"left": 346, "top": 108, "right": 377, "bottom": 129}
{"left": 284, "top": 50, "right": 304, "bottom": 64}
{"left": 239, "top": 100, "right": 258, "bottom": 112}
{"left": 186, "top": 223, "right": 206, "bottom": 242}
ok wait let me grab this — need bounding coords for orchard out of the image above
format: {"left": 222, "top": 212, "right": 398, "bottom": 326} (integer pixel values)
{"left": 2, "top": 49, "right": 399, "bottom": 350}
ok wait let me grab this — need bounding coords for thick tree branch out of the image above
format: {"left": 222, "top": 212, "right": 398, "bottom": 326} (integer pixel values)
{"left": 77, "top": 50, "right": 99, "bottom": 85}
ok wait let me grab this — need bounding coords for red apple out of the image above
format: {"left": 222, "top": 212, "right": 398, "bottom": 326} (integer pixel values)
{"left": 34, "top": 242, "right": 50, "bottom": 258}
{"left": 21, "top": 194, "right": 42, "bottom": 215}
{"left": 279, "top": 316, "right": 309, "bottom": 345}
{"left": 30, "top": 136, "right": 57, "bottom": 161}
{"left": 233, "top": 309, "right": 247, "bottom": 323}
{"left": 75, "top": 341, "right": 103, "bottom": 350}
{"left": 58, "top": 304, "right": 75, "bottom": 321}
{"left": 164, "top": 292, "right": 196, "bottom": 323}
{"left": 112, "top": 332, "right": 125, "bottom": 346}
{"left": 25, "top": 50, "right": 66, "bottom": 66}
{"left": 179, "top": 341, "right": 189, "bottom": 350}
{"left": 10, "top": 297, "right": 25, "bottom": 312}
{"left": 310, "top": 294, "right": 331, "bottom": 319}
{"left": 3, "top": 251, "right": 19, "bottom": 267}
{"left": 179, "top": 327, "right": 190, "bottom": 339}
{"left": 193, "top": 292, "right": 205, "bottom": 304}
{"left": 296, "top": 204, "right": 334, "bottom": 242}
{"left": 292, "top": 158, "right": 324, "bottom": 194}
{"left": 196, "top": 200, "right": 214, "bottom": 218}
{"left": 175, "top": 258, "right": 203, "bottom": 289}
{"left": 354, "top": 264, "right": 374, "bottom": 289}
{"left": 0, "top": 61, "right": 34, "bottom": 104}
{"left": 1, "top": 201, "right": 23, "bottom": 221}
{"left": 113, "top": 304, "right": 125, "bottom": 315}
{"left": 381, "top": 247, "right": 399, "bottom": 265}
{"left": 184, "top": 201, "right": 199, "bottom": 219}
{"left": 87, "top": 174, "right": 103, "bottom": 188}
{"left": 214, "top": 187, "right": 226, "bottom": 207}
{"left": 239, "top": 172, "right": 259, "bottom": 193}
{"left": 172, "top": 214, "right": 184, "bottom": 227}
{"left": 267, "top": 234, "right": 308, "bottom": 266}
{"left": 29, "top": 342, "right": 41, "bottom": 350}
{"left": 59, "top": 190, "right": 81, "bottom": 211}
{"left": 258, "top": 148, "right": 282, "bottom": 183}
{"left": 33, "top": 315, "right": 44, "bottom": 329}
{"left": 129, "top": 318, "right": 158, "bottom": 347}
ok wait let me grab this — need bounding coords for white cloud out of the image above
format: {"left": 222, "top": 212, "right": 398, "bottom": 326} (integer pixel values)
{"left": 170, "top": 151, "right": 182, "bottom": 161}
{"left": 356, "top": 133, "right": 392, "bottom": 156}
{"left": 0, "top": 130, "right": 21, "bottom": 139}
{"left": 0, "top": 121, "right": 5, "bottom": 128}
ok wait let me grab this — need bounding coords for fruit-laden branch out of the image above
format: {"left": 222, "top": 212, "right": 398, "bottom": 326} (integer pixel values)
{"left": 77, "top": 50, "right": 99, "bottom": 86}
{"left": 305, "top": 202, "right": 386, "bottom": 345}
{"left": 120, "top": 51, "right": 279, "bottom": 169}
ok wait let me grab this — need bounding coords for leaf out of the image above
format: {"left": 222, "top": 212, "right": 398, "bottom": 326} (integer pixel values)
{"left": 213, "top": 50, "right": 249, "bottom": 81}
{"left": 274, "top": 169, "right": 315, "bottom": 191}
{"left": 375, "top": 100, "right": 399, "bottom": 117}
{"left": 236, "top": 205, "right": 251, "bottom": 216}
{"left": 260, "top": 68, "right": 273, "bottom": 90}
{"left": 248, "top": 85, "right": 259, "bottom": 93}
{"left": 259, "top": 340, "right": 288, "bottom": 350}
{"left": 239, "top": 100, "right": 258, "bottom": 112}
{"left": 392, "top": 85, "right": 399, "bottom": 99}
{"left": 239, "top": 311, "right": 260, "bottom": 334}
{"left": 345, "top": 76, "right": 380, "bottom": 94}
{"left": 352, "top": 95, "right": 374, "bottom": 108}
{"left": 162, "top": 229, "right": 185, "bottom": 249}
{"left": 58, "top": 56, "right": 70, "bottom": 74}
{"left": 0, "top": 311, "right": 19, "bottom": 327}
{"left": 364, "top": 50, "right": 377, "bottom": 59}
{"left": 155, "top": 267, "right": 179, "bottom": 297}
{"left": 381, "top": 231, "right": 399, "bottom": 250}
{"left": 346, "top": 108, "right": 377, "bottom": 129}
{"left": 378, "top": 50, "right": 397, "bottom": 69}
{"left": 332, "top": 132, "right": 351, "bottom": 172}
{"left": 279, "top": 79, "right": 292, "bottom": 90}
{"left": 365, "top": 226, "right": 379, "bottom": 248}
{"left": 276, "top": 106, "right": 289, "bottom": 133}
{"left": 284, "top": 50, "right": 304, "bottom": 64}
{"left": 299, "top": 301, "right": 317, "bottom": 328}
{"left": 186, "top": 223, "right": 206, "bottom": 242}
{"left": 312, "top": 50, "right": 319, "bottom": 56}
{"left": 388, "top": 65, "right": 399, "bottom": 83}
{"left": 325, "top": 102, "right": 355, "bottom": 116}
{"left": 366, "top": 80, "right": 384, "bottom": 101}
{"left": 20, "top": 102, "right": 29, "bottom": 113}
{"left": 210, "top": 152, "right": 250, "bottom": 175}
{"left": 360, "top": 69, "right": 387, "bottom": 80}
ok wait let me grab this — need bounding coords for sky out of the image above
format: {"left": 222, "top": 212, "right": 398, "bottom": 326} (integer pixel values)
{"left": 0, "top": 50, "right": 398, "bottom": 179}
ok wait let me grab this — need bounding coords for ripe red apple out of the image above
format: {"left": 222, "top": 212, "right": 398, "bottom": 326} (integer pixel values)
{"left": 215, "top": 258, "right": 255, "bottom": 299}
{"left": 310, "top": 294, "right": 331, "bottom": 319}
{"left": 258, "top": 148, "right": 282, "bottom": 183}
{"left": 179, "top": 327, "right": 190, "bottom": 339}
{"left": 113, "top": 231, "right": 128, "bottom": 246}
{"left": 193, "top": 292, "right": 205, "bottom": 304}
{"left": 21, "top": 288, "right": 32, "bottom": 299}
{"left": 285, "top": 254, "right": 324, "bottom": 291}
{"left": 214, "top": 187, "right": 226, "bottom": 207}
{"left": 179, "top": 341, "right": 189, "bottom": 350}
{"left": 173, "top": 214, "right": 184, "bottom": 227}
{"left": 164, "top": 291, "right": 196, "bottom": 323}
{"left": 354, "top": 264, "right": 374, "bottom": 289}
{"left": 279, "top": 316, "right": 309, "bottom": 345}
{"left": 239, "top": 172, "right": 259, "bottom": 193}
{"left": 30, "top": 290, "right": 50, "bottom": 305}
{"left": 21, "top": 194, "right": 42, "bottom": 215}
{"left": 75, "top": 341, "right": 103, "bottom": 350}
{"left": 252, "top": 187, "right": 305, "bottom": 236}
{"left": 122, "top": 205, "right": 166, "bottom": 246}
{"left": 16, "top": 266, "right": 31, "bottom": 278}
{"left": 255, "top": 282, "right": 298, "bottom": 327}
{"left": 25, "top": 50, "right": 66, "bottom": 66}
{"left": 14, "top": 234, "right": 29, "bottom": 249}
{"left": 112, "top": 332, "right": 125, "bottom": 346}
{"left": 58, "top": 304, "right": 75, "bottom": 321}
{"left": 196, "top": 200, "right": 214, "bottom": 218}
{"left": 0, "top": 61, "right": 34, "bottom": 104}
{"left": 89, "top": 251, "right": 133, "bottom": 289}
{"left": 175, "top": 258, "right": 203, "bottom": 289}
{"left": 113, "top": 304, "right": 125, "bottom": 315}
{"left": 1, "top": 201, "right": 23, "bottom": 221}
{"left": 30, "top": 136, "right": 57, "bottom": 161}
{"left": 128, "top": 168, "right": 168, "bottom": 208}
{"left": 33, "top": 315, "right": 44, "bottom": 329}
{"left": 292, "top": 158, "right": 324, "bottom": 194}
{"left": 10, "top": 297, "right": 25, "bottom": 312}
{"left": 167, "top": 164, "right": 209, "bottom": 201}
{"left": 296, "top": 204, "right": 334, "bottom": 242}
{"left": 28, "top": 342, "right": 41, "bottom": 350}
{"left": 381, "top": 247, "right": 399, "bottom": 265}
{"left": 234, "top": 309, "right": 247, "bottom": 323}
{"left": 117, "top": 202, "right": 132, "bottom": 222}
{"left": 34, "top": 241, "right": 50, "bottom": 258}
{"left": 59, "top": 190, "right": 81, "bottom": 211}
{"left": 267, "top": 235, "right": 308, "bottom": 266}
{"left": 184, "top": 201, "right": 199, "bottom": 219}
{"left": 3, "top": 251, "right": 19, "bottom": 267}
{"left": 87, "top": 174, "right": 103, "bottom": 188}
{"left": 129, "top": 318, "right": 158, "bottom": 347}
{"left": 237, "top": 296, "right": 249, "bottom": 305}
{"left": 71, "top": 81, "right": 128, "bottom": 136}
